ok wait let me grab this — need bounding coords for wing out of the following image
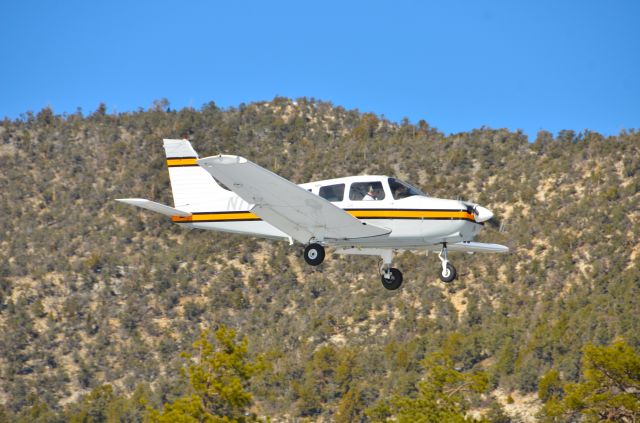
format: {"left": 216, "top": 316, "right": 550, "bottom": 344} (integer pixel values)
{"left": 426, "top": 242, "right": 509, "bottom": 254}
{"left": 197, "top": 155, "right": 391, "bottom": 243}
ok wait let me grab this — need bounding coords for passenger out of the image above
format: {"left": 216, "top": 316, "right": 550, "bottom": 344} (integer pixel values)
{"left": 363, "top": 186, "right": 380, "bottom": 201}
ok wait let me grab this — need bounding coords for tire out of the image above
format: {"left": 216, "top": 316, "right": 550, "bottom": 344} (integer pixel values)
{"left": 303, "top": 243, "right": 325, "bottom": 266}
{"left": 381, "top": 268, "right": 403, "bottom": 290}
{"left": 439, "top": 263, "right": 457, "bottom": 283}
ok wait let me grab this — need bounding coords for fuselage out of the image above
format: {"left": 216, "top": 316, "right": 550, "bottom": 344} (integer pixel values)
{"left": 172, "top": 175, "right": 484, "bottom": 249}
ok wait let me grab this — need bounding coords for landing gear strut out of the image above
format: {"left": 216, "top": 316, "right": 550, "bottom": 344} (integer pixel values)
{"left": 380, "top": 250, "right": 403, "bottom": 290}
{"left": 303, "top": 243, "right": 325, "bottom": 266}
{"left": 438, "top": 243, "right": 457, "bottom": 283}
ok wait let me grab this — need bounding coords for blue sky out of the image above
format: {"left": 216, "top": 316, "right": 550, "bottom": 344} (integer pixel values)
{"left": 1, "top": 1, "right": 638, "bottom": 139}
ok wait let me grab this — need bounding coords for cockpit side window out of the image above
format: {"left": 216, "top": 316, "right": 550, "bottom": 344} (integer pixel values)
{"left": 388, "top": 178, "right": 426, "bottom": 199}
{"left": 319, "top": 184, "right": 345, "bottom": 202}
{"left": 350, "top": 181, "right": 386, "bottom": 201}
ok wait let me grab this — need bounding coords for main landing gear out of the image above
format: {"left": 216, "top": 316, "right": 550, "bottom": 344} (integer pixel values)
{"left": 303, "top": 243, "right": 325, "bottom": 266}
{"left": 381, "top": 267, "right": 403, "bottom": 290}
{"left": 379, "top": 250, "right": 403, "bottom": 290}
{"left": 438, "top": 243, "right": 457, "bottom": 283}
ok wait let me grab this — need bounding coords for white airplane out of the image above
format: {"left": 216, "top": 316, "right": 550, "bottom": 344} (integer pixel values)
{"left": 117, "top": 139, "right": 508, "bottom": 290}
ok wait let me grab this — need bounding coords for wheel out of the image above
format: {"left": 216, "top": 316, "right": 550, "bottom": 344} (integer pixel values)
{"left": 303, "top": 243, "right": 325, "bottom": 266}
{"left": 439, "top": 262, "right": 457, "bottom": 283}
{"left": 381, "top": 268, "right": 403, "bottom": 290}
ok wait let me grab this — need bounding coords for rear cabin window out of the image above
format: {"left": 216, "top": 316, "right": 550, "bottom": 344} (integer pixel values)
{"left": 349, "top": 181, "right": 385, "bottom": 201}
{"left": 319, "top": 184, "right": 345, "bottom": 202}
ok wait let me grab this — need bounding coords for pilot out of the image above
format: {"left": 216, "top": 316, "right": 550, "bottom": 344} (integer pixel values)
{"left": 395, "top": 185, "right": 408, "bottom": 199}
{"left": 363, "top": 185, "right": 380, "bottom": 201}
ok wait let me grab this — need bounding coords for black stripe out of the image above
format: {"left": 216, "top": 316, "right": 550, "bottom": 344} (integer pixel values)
{"left": 174, "top": 217, "right": 484, "bottom": 226}
{"left": 344, "top": 208, "right": 471, "bottom": 212}
{"left": 190, "top": 211, "right": 254, "bottom": 215}
{"left": 183, "top": 211, "right": 476, "bottom": 220}
{"left": 167, "top": 156, "right": 198, "bottom": 160}
{"left": 355, "top": 216, "right": 478, "bottom": 222}
{"left": 187, "top": 209, "right": 469, "bottom": 214}
{"left": 167, "top": 164, "right": 199, "bottom": 167}
{"left": 177, "top": 218, "right": 263, "bottom": 223}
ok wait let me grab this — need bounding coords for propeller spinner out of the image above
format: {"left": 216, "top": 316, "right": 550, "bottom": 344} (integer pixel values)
{"left": 473, "top": 205, "right": 494, "bottom": 223}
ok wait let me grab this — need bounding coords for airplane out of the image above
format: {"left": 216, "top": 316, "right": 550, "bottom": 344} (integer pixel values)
{"left": 117, "top": 138, "right": 508, "bottom": 290}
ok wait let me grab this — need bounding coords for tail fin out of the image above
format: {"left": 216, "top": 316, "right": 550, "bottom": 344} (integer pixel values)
{"left": 163, "top": 138, "right": 230, "bottom": 212}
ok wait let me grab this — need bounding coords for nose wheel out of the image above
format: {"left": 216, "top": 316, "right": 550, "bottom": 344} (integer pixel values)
{"left": 303, "top": 243, "right": 325, "bottom": 266}
{"left": 440, "top": 262, "right": 457, "bottom": 283}
{"left": 438, "top": 243, "right": 457, "bottom": 283}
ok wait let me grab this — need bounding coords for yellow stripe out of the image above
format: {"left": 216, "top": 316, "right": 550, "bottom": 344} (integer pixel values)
{"left": 172, "top": 212, "right": 261, "bottom": 222}
{"left": 172, "top": 210, "right": 474, "bottom": 223}
{"left": 167, "top": 158, "right": 198, "bottom": 167}
{"left": 347, "top": 210, "right": 475, "bottom": 220}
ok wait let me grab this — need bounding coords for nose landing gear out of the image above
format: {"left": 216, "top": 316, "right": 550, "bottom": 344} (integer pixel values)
{"left": 438, "top": 243, "right": 457, "bottom": 283}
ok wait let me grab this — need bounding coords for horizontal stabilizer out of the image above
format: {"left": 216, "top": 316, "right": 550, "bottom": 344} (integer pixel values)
{"left": 115, "top": 198, "right": 192, "bottom": 217}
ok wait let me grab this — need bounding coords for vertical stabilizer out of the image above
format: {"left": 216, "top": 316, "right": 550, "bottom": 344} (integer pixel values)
{"left": 163, "top": 139, "right": 231, "bottom": 212}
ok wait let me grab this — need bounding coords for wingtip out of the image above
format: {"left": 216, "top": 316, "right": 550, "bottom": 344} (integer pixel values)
{"left": 496, "top": 244, "right": 510, "bottom": 253}
{"left": 115, "top": 198, "right": 145, "bottom": 204}
{"left": 198, "top": 155, "right": 248, "bottom": 166}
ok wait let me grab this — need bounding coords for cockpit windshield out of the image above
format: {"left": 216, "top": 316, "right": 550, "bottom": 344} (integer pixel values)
{"left": 388, "top": 178, "right": 427, "bottom": 200}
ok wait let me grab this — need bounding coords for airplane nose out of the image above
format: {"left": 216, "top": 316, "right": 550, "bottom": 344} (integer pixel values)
{"left": 474, "top": 205, "right": 494, "bottom": 223}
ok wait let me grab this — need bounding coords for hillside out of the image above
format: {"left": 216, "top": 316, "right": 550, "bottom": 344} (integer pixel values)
{"left": 1, "top": 98, "right": 639, "bottom": 421}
